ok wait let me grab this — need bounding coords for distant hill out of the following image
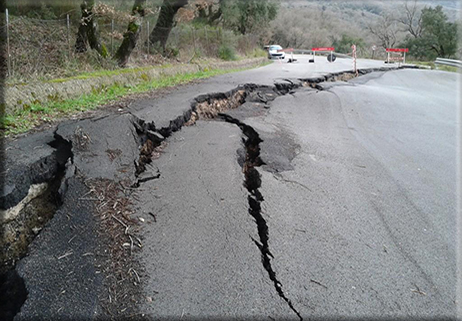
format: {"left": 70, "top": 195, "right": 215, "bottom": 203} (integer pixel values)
{"left": 271, "top": 0, "right": 461, "bottom": 58}
{"left": 278, "top": 0, "right": 460, "bottom": 21}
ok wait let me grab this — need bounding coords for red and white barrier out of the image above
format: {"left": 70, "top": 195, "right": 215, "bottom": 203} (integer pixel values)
{"left": 351, "top": 44, "right": 358, "bottom": 76}
{"left": 311, "top": 47, "right": 335, "bottom": 62}
{"left": 386, "top": 48, "right": 408, "bottom": 65}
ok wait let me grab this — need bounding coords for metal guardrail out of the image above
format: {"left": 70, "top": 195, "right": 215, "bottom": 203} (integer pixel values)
{"left": 435, "top": 58, "right": 462, "bottom": 68}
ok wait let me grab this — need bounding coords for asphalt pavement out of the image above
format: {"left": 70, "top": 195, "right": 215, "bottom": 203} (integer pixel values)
{"left": 134, "top": 65, "right": 459, "bottom": 319}
{"left": 2, "top": 57, "right": 459, "bottom": 320}
{"left": 250, "top": 69, "right": 459, "bottom": 319}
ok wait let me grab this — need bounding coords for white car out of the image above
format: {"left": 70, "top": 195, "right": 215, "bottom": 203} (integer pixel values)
{"left": 267, "top": 45, "right": 285, "bottom": 59}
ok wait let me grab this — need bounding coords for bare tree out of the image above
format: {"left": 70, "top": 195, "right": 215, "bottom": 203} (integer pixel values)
{"left": 368, "top": 14, "right": 398, "bottom": 49}
{"left": 397, "top": 0, "right": 423, "bottom": 38}
{"left": 114, "top": 0, "right": 146, "bottom": 66}
{"left": 148, "top": 0, "right": 189, "bottom": 53}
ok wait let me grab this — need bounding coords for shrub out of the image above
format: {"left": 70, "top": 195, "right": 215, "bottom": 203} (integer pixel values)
{"left": 218, "top": 44, "right": 237, "bottom": 61}
{"left": 247, "top": 48, "right": 267, "bottom": 58}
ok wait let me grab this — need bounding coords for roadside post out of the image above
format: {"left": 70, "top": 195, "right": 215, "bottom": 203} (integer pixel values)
{"left": 6, "top": 8, "right": 10, "bottom": 77}
{"left": 111, "top": 19, "right": 114, "bottom": 54}
{"left": 352, "top": 44, "right": 357, "bottom": 76}
{"left": 67, "top": 14, "right": 70, "bottom": 59}
{"left": 147, "top": 21, "right": 150, "bottom": 54}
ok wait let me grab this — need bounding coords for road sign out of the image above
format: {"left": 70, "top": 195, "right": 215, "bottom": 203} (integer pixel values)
{"left": 386, "top": 48, "right": 409, "bottom": 52}
{"left": 312, "top": 47, "right": 335, "bottom": 51}
{"left": 327, "top": 53, "right": 336, "bottom": 62}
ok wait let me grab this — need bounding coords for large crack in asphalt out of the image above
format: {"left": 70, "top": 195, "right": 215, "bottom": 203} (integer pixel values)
{"left": 1, "top": 66, "right": 418, "bottom": 320}
{"left": 219, "top": 113, "right": 303, "bottom": 320}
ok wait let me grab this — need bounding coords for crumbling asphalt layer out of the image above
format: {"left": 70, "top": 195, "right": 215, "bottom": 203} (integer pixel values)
{"left": 1, "top": 130, "right": 61, "bottom": 211}
{"left": 1, "top": 63, "right": 429, "bottom": 320}
{"left": 14, "top": 177, "right": 103, "bottom": 321}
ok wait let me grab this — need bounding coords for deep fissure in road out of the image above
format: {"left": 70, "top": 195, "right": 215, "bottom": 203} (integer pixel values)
{"left": 218, "top": 113, "right": 303, "bottom": 321}
{"left": 131, "top": 66, "right": 409, "bottom": 185}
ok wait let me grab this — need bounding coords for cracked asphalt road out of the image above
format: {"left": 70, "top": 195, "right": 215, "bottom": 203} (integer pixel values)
{"left": 135, "top": 67, "right": 459, "bottom": 319}
{"left": 136, "top": 121, "right": 291, "bottom": 319}
{"left": 2, "top": 57, "right": 459, "bottom": 320}
{"left": 246, "top": 69, "right": 459, "bottom": 319}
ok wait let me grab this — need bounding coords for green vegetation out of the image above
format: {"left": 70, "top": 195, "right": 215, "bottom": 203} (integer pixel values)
{"left": 218, "top": 44, "right": 237, "bottom": 61}
{"left": 221, "top": 0, "right": 279, "bottom": 35}
{"left": 436, "top": 65, "right": 459, "bottom": 72}
{"left": 6, "top": 1, "right": 268, "bottom": 83}
{"left": 332, "top": 34, "right": 366, "bottom": 54}
{"left": 45, "top": 65, "right": 171, "bottom": 84}
{"left": 401, "top": 6, "right": 458, "bottom": 60}
{"left": 2, "top": 63, "right": 268, "bottom": 135}
{"left": 407, "top": 60, "right": 459, "bottom": 72}
{"left": 270, "top": 0, "right": 460, "bottom": 60}
{"left": 246, "top": 48, "right": 268, "bottom": 58}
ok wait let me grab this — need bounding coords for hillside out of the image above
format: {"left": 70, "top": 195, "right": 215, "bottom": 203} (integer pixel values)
{"left": 280, "top": 0, "right": 460, "bottom": 18}
{"left": 272, "top": 0, "right": 461, "bottom": 57}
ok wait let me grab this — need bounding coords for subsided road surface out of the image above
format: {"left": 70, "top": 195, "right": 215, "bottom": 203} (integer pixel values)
{"left": 2, "top": 57, "right": 459, "bottom": 320}
{"left": 135, "top": 68, "right": 459, "bottom": 319}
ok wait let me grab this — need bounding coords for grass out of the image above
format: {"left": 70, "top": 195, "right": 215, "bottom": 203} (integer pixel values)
{"left": 3, "top": 63, "right": 269, "bottom": 136}
{"left": 436, "top": 65, "right": 459, "bottom": 73}
{"left": 247, "top": 48, "right": 268, "bottom": 58}
{"left": 407, "top": 60, "right": 460, "bottom": 72}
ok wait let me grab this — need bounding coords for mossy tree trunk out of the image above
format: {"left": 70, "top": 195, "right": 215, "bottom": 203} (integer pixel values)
{"left": 148, "top": 0, "right": 188, "bottom": 54}
{"left": 75, "top": 0, "right": 106, "bottom": 57}
{"left": 75, "top": 1, "right": 91, "bottom": 53}
{"left": 114, "top": 0, "right": 146, "bottom": 67}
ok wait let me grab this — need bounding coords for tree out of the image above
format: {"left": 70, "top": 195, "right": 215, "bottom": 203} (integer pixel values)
{"left": 368, "top": 14, "right": 398, "bottom": 50}
{"left": 397, "top": 0, "right": 423, "bottom": 38}
{"left": 420, "top": 6, "right": 457, "bottom": 58}
{"left": 148, "top": 0, "right": 189, "bottom": 53}
{"left": 221, "top": 0, "right": 278, "bottom": 35}
{"left": 332, "top": 34, "right": 365, "bottom": 54}
{"left": 401, "top": 5, "right": 458, "bottom": 59}
{"left": 75, "top": 0, "right": 107, "bottom": 57}
{"left": 114, "top": 0, "right": 146, "bottom": 66}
